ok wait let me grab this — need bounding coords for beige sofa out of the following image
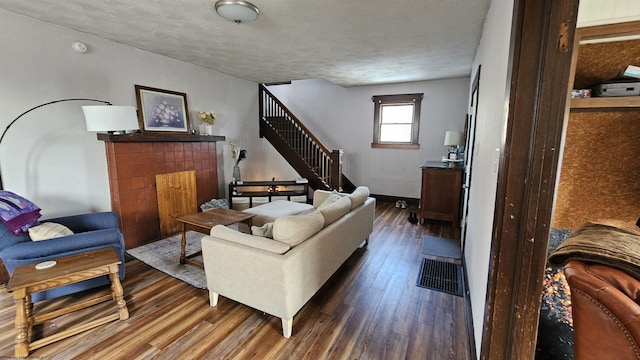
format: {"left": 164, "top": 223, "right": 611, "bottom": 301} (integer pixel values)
{"left": 201, "top": 188, "right": 375, "bottom": 338}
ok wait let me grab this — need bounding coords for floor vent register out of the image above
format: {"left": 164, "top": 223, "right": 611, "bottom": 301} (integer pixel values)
{"left": 416, "top": 258, "right": 463, "bottom": 297}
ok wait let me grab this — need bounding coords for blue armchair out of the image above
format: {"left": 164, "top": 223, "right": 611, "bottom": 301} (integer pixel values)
{"left": 0, "top": 211, "right": 126, "bottom": 302}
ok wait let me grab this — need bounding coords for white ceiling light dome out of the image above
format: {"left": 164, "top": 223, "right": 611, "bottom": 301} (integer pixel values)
{"left": 214, "top": 0, "right": 260, "bottom": 24}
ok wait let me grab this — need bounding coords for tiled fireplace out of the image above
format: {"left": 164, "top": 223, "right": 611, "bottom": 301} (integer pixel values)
{"left": 98, "top": 133, "right": 225, "bottom": 248}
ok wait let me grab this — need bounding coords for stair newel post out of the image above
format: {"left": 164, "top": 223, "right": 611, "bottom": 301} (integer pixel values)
{"left": 330, "top": 149, "right": 343, "bottom": 191}
{"left": 259, "top": 85, "right": 265, "bottom": 138}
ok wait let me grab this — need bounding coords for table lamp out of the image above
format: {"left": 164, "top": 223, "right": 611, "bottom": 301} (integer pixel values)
{"left": 444, "top": 131, "right": 464, "bottom": 160}
{"left": 82, "top": 106, "right": 139, "bottom": 134}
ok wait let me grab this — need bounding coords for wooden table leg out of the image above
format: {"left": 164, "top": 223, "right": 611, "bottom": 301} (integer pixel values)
{"left": 13, "top": 288, "right": 31, "bottom": 357}
{"left": 108, "top": 265, "right": 129, "bottom": 320}
{"left": 179, "top": 223, "right": 187, "bottom": 265}
{"left": 26, "top": 293, "right": 33, "bottom": 344}
{"left": 242, "top": 218, "right": 253, "bottom": 228}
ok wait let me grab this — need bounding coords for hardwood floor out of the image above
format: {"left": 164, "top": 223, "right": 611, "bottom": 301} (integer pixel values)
{"left": 0, "top": 202, "right": 470, "bottom": 359}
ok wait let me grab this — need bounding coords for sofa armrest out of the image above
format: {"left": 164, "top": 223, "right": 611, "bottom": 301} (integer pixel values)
{"left": 45, "top": 211, "right": 120, "bottom": 233}
{"left": 207, "top": 225, "right": 290, "bottom": 254}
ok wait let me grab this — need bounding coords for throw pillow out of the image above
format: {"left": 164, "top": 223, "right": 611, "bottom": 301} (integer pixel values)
{"left": 348, "top": 186, "right": 370, "bottom": 209}
{"left": 318, "top": 196, "right": 351, "bottom": 226}
{"left": 316, "top": 190, "right": 344, "bottom": 210}
{"left": 0, "top": 190, "right": 42, "bottom": 235}
{"left": 251, "top": 222, "right": 274, "bottom": 238}
{"left": 273, "top": 211, "right": 324, "bottom": 247}
{"left": 28, "top": 222, "right": 74, "bottom": 241}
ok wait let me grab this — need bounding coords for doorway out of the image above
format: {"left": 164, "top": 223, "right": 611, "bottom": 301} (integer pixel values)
{"left": 460, "top": 66, "right": 480, "bottom": 253}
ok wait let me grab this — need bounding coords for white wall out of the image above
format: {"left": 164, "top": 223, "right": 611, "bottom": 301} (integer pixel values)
{"left": 578, "top": 0, "right": 640, "bottom": 27}
{"left": 0, "top": 9, "right": 258, "bottom": 218}
{"left": 267, "top": 78, "right": 470, "bottom": 198}
{"left": 464, "top": 0, "right": 514, "bottom": 356}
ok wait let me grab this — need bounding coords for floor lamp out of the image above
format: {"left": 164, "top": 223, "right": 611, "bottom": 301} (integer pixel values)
{"left": 0, "top": 98, "right": 138, "bottom": 190}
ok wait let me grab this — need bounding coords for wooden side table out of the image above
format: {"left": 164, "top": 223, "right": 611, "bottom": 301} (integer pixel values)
{"left": 176, "top": 207, "right": 256, "bottom": 268}
{"left": 6, "top": 247, "right": 129, "bottom": 357}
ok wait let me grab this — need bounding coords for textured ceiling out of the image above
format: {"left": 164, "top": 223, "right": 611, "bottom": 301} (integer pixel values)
{"left": 0, "top": 0, "right": 490, "bottom": 87}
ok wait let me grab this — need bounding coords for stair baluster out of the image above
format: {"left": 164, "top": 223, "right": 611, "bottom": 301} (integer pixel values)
{"left": 259, "top": 84, "right": 355, "bottom": 192}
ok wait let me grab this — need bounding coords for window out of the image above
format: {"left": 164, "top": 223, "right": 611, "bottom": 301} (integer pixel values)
{"left": 371, "top": 93, "right": 423, "bottom": 149}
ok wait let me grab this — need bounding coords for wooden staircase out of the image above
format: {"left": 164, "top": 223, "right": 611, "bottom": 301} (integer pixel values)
{"left": 259, "top": 84, "right": 356, "bottom": 192}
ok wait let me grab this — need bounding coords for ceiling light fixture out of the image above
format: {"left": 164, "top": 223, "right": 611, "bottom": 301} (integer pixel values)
{"left": 214, "top": 0, "right": 259, "bottom": 24}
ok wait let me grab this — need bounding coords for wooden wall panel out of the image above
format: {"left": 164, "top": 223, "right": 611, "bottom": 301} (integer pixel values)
{"left": 553, "top": 111, "right": 640, "bottom": 230}
{"left": 573, "top": 39, "right": 640, "bottom": 89}
{"left": 156, "top": 170, "right": 197, "bottom": 237}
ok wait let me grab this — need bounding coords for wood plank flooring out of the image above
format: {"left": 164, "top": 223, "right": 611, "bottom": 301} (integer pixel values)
{"left": 0, "top": 202, "right": 470, "bottom": 359}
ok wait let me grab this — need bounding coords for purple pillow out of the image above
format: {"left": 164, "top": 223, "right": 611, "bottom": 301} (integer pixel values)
{"left": 0, "top": 191, "right": 42, "bottom": 235}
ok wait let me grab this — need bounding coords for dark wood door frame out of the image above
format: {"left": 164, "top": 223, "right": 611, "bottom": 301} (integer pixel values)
{"left": 481, "top": 0, "right": 579, "bottom": 359}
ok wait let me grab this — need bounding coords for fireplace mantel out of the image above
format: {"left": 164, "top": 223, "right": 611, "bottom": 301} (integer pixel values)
{"left": 98, "top": 132, "right": 225, "bottom": 248}
{"left": 97, "top": 133, "right": 225, "bottom": 143}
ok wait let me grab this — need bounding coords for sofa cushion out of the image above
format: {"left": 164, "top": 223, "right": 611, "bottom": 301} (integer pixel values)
{"left": 273, "top": 211, "right": 324, "bottom": 247}
{"left": 318, "top": 196, "right": 351, "bottom": 227}
{"left": 348, "top": 186, "right": 370, "bottom": 209}
{"left": 210, "top": 225, "right": 290, "bottom": 254}
{"left": 316, "top": 190, "right": 344, "bottom": 210}
{"left": 251, "top": 222, "right": 274, "bottom": 238}
{"left": 28, "top": 222, "right": 74, "bottom": 241}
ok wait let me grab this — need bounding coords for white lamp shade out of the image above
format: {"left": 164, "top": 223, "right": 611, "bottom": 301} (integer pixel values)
{"left": 444, "top": 131, "right": 464, "bottom": 146}
{"left": 82, "top": 106, "right": 139, "bottom": 132}
{"left": 215, "top": 0, "right": 259, "bottom": 23}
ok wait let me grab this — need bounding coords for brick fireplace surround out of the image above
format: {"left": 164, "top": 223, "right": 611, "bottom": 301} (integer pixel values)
{"left": 98, "top": 133, "right": 225, "bottom": 248}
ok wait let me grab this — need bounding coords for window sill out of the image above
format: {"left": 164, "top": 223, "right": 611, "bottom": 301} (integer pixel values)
{"left": 371, "top": 143, "right": 420, "bottom": 150}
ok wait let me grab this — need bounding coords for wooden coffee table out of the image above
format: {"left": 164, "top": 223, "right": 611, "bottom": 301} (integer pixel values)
{"left": 6, "top": 247, "right": 129, "bottom": 357}
{"left": 176, "top": 208, "right": 256, "bottom": 268}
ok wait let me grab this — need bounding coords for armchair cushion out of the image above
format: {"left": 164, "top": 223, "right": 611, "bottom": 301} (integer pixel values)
{"left": 565, "top": 260, "right": 640, "bottom": 360}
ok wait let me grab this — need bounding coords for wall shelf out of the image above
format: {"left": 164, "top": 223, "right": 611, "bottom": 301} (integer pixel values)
{"left": 570, "top": 96, "right": 640, "bottom": 111}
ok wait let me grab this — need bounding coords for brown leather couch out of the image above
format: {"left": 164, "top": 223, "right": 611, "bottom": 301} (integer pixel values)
{"left": 564, "top": 260, "right": 640, "bottom": 360}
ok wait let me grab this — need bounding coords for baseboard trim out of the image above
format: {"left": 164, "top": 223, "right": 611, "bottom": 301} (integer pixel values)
{"left": 462, "top": 257, "right": 477, "bottom": 360}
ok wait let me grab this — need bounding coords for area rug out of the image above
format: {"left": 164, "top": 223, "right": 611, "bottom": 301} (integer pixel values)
{"left": 126, "top": 231, "right": 207, "bottom": 289}
{"left": 421, "top": 235, "right": 461, "bottom": 259}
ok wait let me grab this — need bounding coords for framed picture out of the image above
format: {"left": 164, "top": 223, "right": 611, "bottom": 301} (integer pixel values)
{"left": 135, "top": 85, "right": 190, "bottom": 133}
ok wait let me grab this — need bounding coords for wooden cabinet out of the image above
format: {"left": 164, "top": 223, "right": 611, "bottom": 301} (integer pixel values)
{"left": 419, "top": 162, "right": 463, "bottom": 227}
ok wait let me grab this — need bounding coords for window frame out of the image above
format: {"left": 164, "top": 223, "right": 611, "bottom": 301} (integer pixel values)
{"left": 371, "top": 93, "right": 423, "bottom": 149}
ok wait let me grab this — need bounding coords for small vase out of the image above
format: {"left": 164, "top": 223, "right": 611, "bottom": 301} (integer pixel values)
{"left": 204, "top": 124, "right": 213, "bottom": 135}
{"left": 232, "top": 165, "right": 241, "bottom": 182}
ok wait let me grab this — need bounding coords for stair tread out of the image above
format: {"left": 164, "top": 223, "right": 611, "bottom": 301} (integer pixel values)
{"left": 261, "top": 87, "right": 355, "bottom": 191}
